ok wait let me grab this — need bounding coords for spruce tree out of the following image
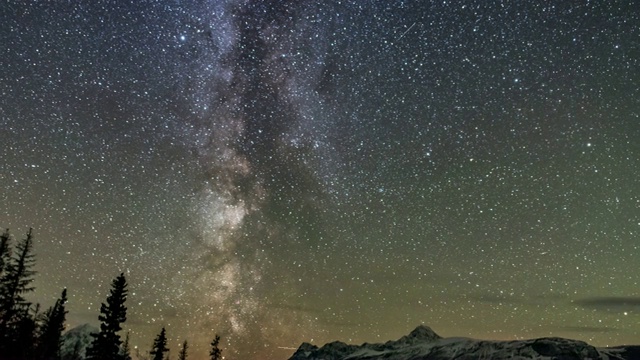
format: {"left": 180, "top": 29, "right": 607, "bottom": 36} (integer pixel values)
{"left": 0, "top": 229, "right": 36, "bottom": 319}
{"left": 209, "top": 334, "right": 222, "bottom": 360}
{"left": 86, "top": 273, "right": 128, "bottom": 360}
{"left": 13, "top": 303, "right": 39, "bottom": 359}
{"left": 38, "top": 288, "right": 68, "bottom": 360}
{"left": 150, "top": 327, "right": 169, "bottom": 360}
{"left": 0, "top": 229, "right": 10, "bottom": 275}
{"left": 120, "top": 331, "right": 133, "bottom": 360}
{"left": 0, "top": 228, "right": 37, "bottom": 354}
{"left": 177, "top": 340, "right": 188, "bottom": 360}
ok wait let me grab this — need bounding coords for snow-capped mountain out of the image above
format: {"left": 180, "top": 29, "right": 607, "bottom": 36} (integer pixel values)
{"left": 289, "top": 325, "right": 640, "bottom": 360}
{"left": 60, "top": 323, "right": 98, "bottom": 360}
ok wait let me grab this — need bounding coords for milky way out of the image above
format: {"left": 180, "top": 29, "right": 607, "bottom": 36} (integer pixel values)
{"left": 1, "top": 1, "right": 639, "bottom": 359}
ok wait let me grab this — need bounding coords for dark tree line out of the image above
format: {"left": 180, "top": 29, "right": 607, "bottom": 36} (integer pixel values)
{"left": 146, "top": 327, "right": 222, "bottom": 360}
{"left": 0, "top": 228, "right": 223, "bottom": 360}
{"left": 0, "top": 229, "right": 68, "bottom": 360}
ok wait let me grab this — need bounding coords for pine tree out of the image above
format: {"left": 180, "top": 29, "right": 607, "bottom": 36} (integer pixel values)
{"left": 38, "top": 288, "right": 68, "bottom": 360}
{"left": 177, "top": 340, "right": 188, "bottom": 360}
{"left": 13, "top": 303, "right": 40, "bottom": 359}
{"left": 120, "top": 331, "right": 133, "bottom": 360}
{"left": 0, "top": 228, "right": 37, "bottom": 355}
{"left": 0, "top": 229, "right": 11, "bottom": 352}
{"left": 86, "top": 273, "right": 128, "bottom": 360}
{"left": 0, "top": 229, "right": 10, "bottom": 275}
{"left": 150, "top": 327, "right": 169, "bottom": 360}
{"left": 209, "top": 334, "right": 222, "bottom": 360}
{"left": 0, "top": 229, "right": 36, "bottom": 319}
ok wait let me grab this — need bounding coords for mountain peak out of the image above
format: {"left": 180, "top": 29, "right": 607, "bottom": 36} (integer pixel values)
{"left": 408, "top": 325, "right": 440, "bottom": 340}
{"left": 289, "top": 325, "right": 637, "bottom": 360}
{"left": 389, "top": 324, "right": 441, "bottom": 347}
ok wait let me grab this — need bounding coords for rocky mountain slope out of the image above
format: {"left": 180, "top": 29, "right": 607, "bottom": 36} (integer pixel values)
{"left": 289, "top": 325, "right": 640, "bottom": 360}
{"left": 60, "top": 323, "right": 99, "bottom": 360}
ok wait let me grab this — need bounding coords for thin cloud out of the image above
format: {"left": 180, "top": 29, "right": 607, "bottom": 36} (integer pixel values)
{"left": 558, "top": 325, "right": 617, "bottom": 333}
{"left": 573, "top": 297, "right": 640, "bottom": 312}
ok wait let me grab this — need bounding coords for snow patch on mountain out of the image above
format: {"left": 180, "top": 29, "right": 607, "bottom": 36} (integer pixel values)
{"left": 60, "top": 323, "right": 98, "bottom": 360}
{"left": 289, "top": 325, "right": 640, "bottom": 360}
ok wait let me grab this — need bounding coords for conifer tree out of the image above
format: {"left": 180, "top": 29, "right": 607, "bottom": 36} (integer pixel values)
{"left": 0, "top": 229, "right": 36, "bottom": 319}
{"left": 0, "top": 228, "right": 37, "bottom": 354}
{"left": 209, "top": 334, "right": 222, "bottom": 360}
{"left": 177, "top": 340, "right": 188, "bottom": 360}
{"left": 120, "top": 331, "right": 133, "bottom": 360}
{"left": 38, "top": 288, "right": 68, "bottom": 360}
{"left": 150, "top": 327, "right": 169, "bottom": 360}
{"left": 13, "top": 303, "right": 39, "bottom": 359}
{"left": 0, "top": 229, "right": 10, "bottom": 275}
{"left": 86, "top": 273, "right": 128, "bottom": 360}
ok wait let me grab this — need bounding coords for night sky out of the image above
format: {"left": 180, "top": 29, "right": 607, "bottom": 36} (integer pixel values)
{"left": 1, "top": 1, "right": 639, "bottom": 359}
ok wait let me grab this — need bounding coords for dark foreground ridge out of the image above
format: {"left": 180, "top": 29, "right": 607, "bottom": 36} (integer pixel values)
{"left": 289, "top": 325, "right": 640, "bottom": 360}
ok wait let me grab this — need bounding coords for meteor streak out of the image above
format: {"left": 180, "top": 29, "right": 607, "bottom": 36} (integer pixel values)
{"left": 397, "top": 22, "right": 416, "bottom": 41}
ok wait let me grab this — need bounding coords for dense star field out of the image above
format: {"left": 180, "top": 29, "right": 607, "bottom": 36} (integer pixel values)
{"left": 1, "top": 1, "right": 639, "bottom": 359}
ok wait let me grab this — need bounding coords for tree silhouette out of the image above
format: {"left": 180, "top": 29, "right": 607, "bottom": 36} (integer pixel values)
{"left": 13, "top": 303, "right": 39, "bottom": 359}
{"left": 86, "top": 273, "right": 128, "bottom": 360}
{"left": 177, "top": 340, "right": 188, "bottom": 360}
{"left": 120, "top": 331, "right": 133, "bottom": 360}
{"left": 0, "top": 229, "right": 10, "bottom": 275}
{"left": 0, "top": 228, "right": 37, "bottom": 355}
{"left": 150, "top": 327, "right": 169, "bottom": 360}
{"left": 38, "top": 288, "right": 68, "bottom": 360}
{"left": 209, "top": 334, "right": 222, "bottom": 360}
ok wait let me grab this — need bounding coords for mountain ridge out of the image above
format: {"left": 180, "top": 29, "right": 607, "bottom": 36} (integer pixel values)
{"left": 289, "top": 325, "right": 640, "bottom": 360}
